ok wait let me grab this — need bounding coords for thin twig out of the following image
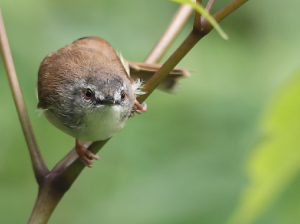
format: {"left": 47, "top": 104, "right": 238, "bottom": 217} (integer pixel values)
{"left": 202, "top": 0, "right": 249, "bottom": 32}
{"left": 201, "top": 0, "right": 215, "bottom": 23}
{"left": 139, "top": 0, "right": 249, "bottom": 102}
{"left": 0, "top": 7, "right": 49, "bottom": 182}
{"left": 205, "top": 0, "right": 216, "bottom": 12}
{"left": 138, "top": 31, "right": 202, "bottom": 103}
{"left": 54, "top": 139, "right": 109, "bottom": 189}
{"left": 193, "top": 0, "right": 202, "bottom": 31}
{"left": 52, "top": 148, "right": 78, "bottom": 173}
{"left": 144, "top": 2, "right": 194, "bottom": 64}
{"left": 27, "top": 173, "right": 65, "bottom": 224}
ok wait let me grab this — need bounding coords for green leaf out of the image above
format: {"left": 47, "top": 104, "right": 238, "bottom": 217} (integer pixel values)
{"left": 227, "top": 71, "right": 300, "bottom": 224}
{"left": 170, "top": 0, "right": 229, "bottom": 40}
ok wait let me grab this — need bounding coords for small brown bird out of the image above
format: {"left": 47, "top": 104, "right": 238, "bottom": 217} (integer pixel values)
{"left": 37, "top": 36, "right": 189, "bottom": 167}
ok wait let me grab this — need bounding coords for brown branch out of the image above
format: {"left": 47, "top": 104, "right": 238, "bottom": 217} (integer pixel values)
{"left": 205, "top": 0, "right": 216, "bottom": 12}
{"left": 138, "top": 30, "right": 202, "bottom": 103}
{"left": 202, "top": 0, "right": 249, "bottom": 32}
{"left": 27, "top": 172, "right": 64, "bottom": 224}
{"left": 0, "top": 7, "right": 49, "bottom": 183}
{"left": 53, "top": 139, "right": 109, "bottom": 189}
{"left": 193, "top": 0, "right": 202, "bottom": 31}
{"left": 28, "top": 140, "right": 110, "bottom": 223}
{"left": 138, "top": 0, "right": 249, "bottom": 103}
{"left": 52, "top": 148, "right": 78, "bottom": 173}
{"left": 201, "top": 0, "right": 215, "bottom": 23}
{"left": 144, "top": 2, "right": 194, "bottom": 64}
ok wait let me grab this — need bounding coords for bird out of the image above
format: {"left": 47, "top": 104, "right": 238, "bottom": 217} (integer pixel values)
{"left": 37, "top": 36, "right": 189, "bottom": 167}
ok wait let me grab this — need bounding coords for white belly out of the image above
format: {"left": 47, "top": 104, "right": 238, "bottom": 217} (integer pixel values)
{"left": 44, "top": 105, "right": 129, "bottom": 141}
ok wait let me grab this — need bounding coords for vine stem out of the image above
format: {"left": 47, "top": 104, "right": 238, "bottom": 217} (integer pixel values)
{"left": 144, "top": 1, "right": 194, "bottom": 64}
{"left": 138, "top": 0, "right": 249, "bottom": 102}
{"left": 202, "top": 0, "right": 249, "bottom": 32}
{"left": 0, "top": 7, "right": 49, "bottom": 182}
{"left": 27, "top": 173, "right": 65, "bottom": 224}
{"left": 138, "top": 30, "right": 201, "bottom": 102}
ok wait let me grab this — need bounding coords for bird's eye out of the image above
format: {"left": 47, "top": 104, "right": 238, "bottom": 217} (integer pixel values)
{"left": 84, "top": 88, "right": 94, "bottom": 99}
{"left": 121, "top": 90, "right": 126, "bottom": 101}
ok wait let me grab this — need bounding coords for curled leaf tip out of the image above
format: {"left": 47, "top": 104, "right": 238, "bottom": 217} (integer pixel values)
{"left": 170, "top": 0, "right": 229, "bottom": 40}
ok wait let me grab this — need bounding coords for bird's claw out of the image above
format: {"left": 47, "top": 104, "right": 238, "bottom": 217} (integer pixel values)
{"left": 131, "top": 100, "right": 147, "bottom": 117}
{"left": 75, "top": 140, "right": 99, "bottom": 167}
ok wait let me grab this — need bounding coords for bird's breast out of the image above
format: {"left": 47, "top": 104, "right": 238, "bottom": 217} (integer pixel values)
{"left": 78, "top": 105, "right": 130, "bottom": 141}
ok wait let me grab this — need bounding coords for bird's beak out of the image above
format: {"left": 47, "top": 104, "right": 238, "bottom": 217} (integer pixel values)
{"left": 96, "top": 96, "right": 115, "bottom": 105}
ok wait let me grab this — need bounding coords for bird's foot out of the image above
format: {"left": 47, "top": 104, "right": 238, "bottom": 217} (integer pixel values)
{"left": 75, "top": 139, "right": 99, "bottom": 167}
{"left": 130, "top": 100, "right": 147, "bottom": 117}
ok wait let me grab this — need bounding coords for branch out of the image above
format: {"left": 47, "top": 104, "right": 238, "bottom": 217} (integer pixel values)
{"left": 202, "top": 0, "right": 249, "bottom": 33}
{"left": 0, "top": 7, "right": 49, "bottom": 183}
{"left": 145, "top": 1, "right": 194, "bottom": 64}
{"left": 53, "top": 139, "right": 109, "bottom": 189}
{"left": 205, "top": 0, "right": 216, "bottom": 12}
{"left": 193, "top": 0, "right": 202, "bottom": 31}
{"left": 138, "top": 31, "right": 201, "bottom": 102}
{"left": 138, "top": 0, "right": 248, "bottom": 102}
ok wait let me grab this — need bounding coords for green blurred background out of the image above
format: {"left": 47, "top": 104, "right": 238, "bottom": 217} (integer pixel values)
{"left": 1, "top": 0, "right": 300, "bottom": 223}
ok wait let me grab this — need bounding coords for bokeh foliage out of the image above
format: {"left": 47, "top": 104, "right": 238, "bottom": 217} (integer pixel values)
{"left": 228, "top": 70, "right": 300, "bottom": 224}
{"left": 1, "top": 0, "right": 300, "bottom": 223}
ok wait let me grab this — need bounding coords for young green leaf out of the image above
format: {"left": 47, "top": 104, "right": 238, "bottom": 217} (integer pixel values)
{"left": 227, "top": 71, "right": 300, "bottom": 224}
{"left": 170, "top": 0, "right": 229, "bottom": 40}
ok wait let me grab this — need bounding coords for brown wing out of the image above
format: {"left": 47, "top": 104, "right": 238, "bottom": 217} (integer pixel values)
{"left": 128, "top": 62, "right": 190, "bottom": 94}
